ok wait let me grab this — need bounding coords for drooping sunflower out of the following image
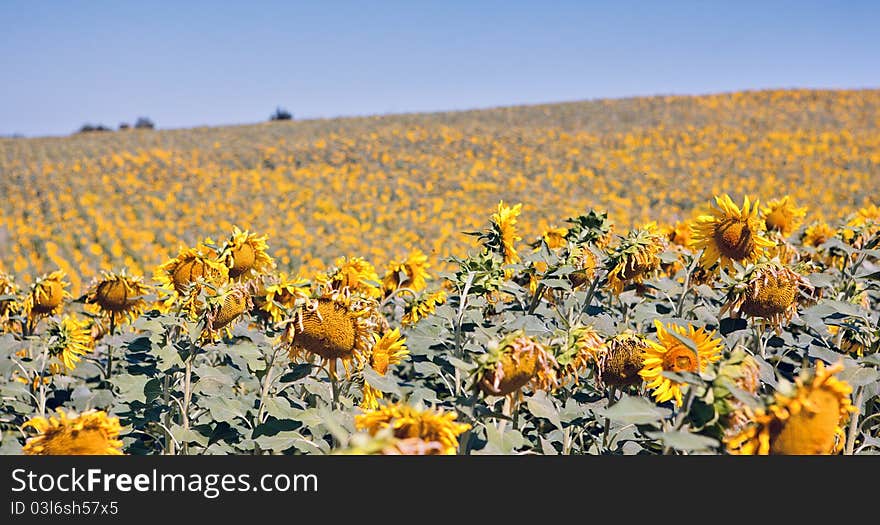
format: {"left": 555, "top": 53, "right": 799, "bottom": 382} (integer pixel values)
{"left": 597, "top": 332, "right": 648, "bottom": 389}
{"left": 720, "top": 261, "right": 816, "bottom": 328}
{"left": 261, "top": 273, "right": 311, "bottom": 324}
{"left": 554, "top": 325, "right": 606, "bottom": 387}
{"left": 84, "top": 269, "right": 151, "bottom": 327}
{"left": 712, "top": 349, "right": 762, "bottom": 438}
{"left": 47, "top": 315, "right": 93, "bottom": 371}
{"left": 490, "top": 200, "right": 523, "bottom": 264}
{"left": 316, "top": 256, "right": 382, "bottom": 299}
{"left": 827, "top": 324, "right": 871, "bottom": 358}
{"left": 473, "top": 330, "right": 557, "bottom": 397}
{"left": 154, "top": 242, "right": 229, "bottom": 312}
{"left": 0, "top": 271, "right": 22, "bottom": 330}
{"left": 202, "top": 284, "right": 252, "bottom": 342}
{"left": 604, "top": 223, "right": 667, "bottom": 295}
{"left": 382, "top": 249, "right": 431, "bottom": 294}
{"left": 401, "top": 289, "right": 447, "bottom": 326}
{"left": 22, "top": 408, "right": 123, "bottom": 455}
{"left": 285, "top": 292, "right": 380, "bottom": 377}
{"left": 566, "top": 245, "right": 599, "bottom": 289}
{"left": 640, "top": 320, "right": 724, "bottom": 407}
{"left": 725, "top": 361, "right": 855, "bottom": 455}
{"left": 218, "top": 226, "right": 275, "bottom": 280}
{"left": 762, "top": 196, "right": 807, "bottom": 237}
{"left": 540, "top": 226, "right": 569, "bottom": 250}
{"left": 354, "top": 402, "right": 471, "bottom": 455}
{"left": 369, "top": 328, "right": 409, "bottom": 375}
{"left": 690, "top": 194, "right": 775, "bottom": 272}
{"left": 26, "top": 270, "right": 70, "bottom": 319}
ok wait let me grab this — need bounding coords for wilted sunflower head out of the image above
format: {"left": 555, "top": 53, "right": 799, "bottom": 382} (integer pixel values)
{"left": 690, "top": 194, "right": 775, "bottom": 272}
{"left": 762, "top": 196, "right": 807, "bottom": 237}
{"left": 720, "top": 261, "right": 815, "bottom": 328}
{"left": 354, "top": 402, "right": 471, "bottom": 455}
{"left": 46, "top": 315, "right": 93, "bottom": 371}
{"left": 712, "top": 349, "right": 763, "bottom": 436}
{"left": 369, "top": 328, "right": 409, "bottom": 375}
{"left": 202, "top": 284, "right": 252, "bottom": 342}
{"left": 22, "top": 408, "right": 123, "bottom": 455}
{"left": 474, "top": 330, "right": 558, "bottom": 397}
{"left": 604, "top": 223, "right": 667, "bottom": 295}
{"left": 554, "top": 325, "right": 605, "bottom": 387}
{"left": 27, "top": 270, "right": 70, "bottom": 317}
{"left": 155, "top": 242, "right": 229, "bottom": 306}
{"left": 316, "top": 256, "right": 382, "bottom": 299}
{"left": 639, "top": 320, "right": 724, "bottom": 407}
{"left": 598, "top": 332, "right": 648, "bottom": 389}
{"left": 725, "top": 361, "right": 855, "bottom": 455}
{"left": 566, "top": 246, "right": 599, "bottom": 289}
{"left": 401, "top": 288, "right": 447, "bottom": 326}
{"left": 286, "top": 293, "right": 379, "bottom": 377}
{"left": 85, "top": 269, "right": 151, "bottom": 325}
{"left": 261, "top": 273, "right": 311, "bottom": 324}
{"left": 383, "top": 249, "right": 431, "bottom": 294}
{"left": 482, "top": 200, "right": 523, "bottom": 265}
{"left": 0, "top": 271, "right": 22, "bottom": 323}
{"left": 219, "top": 226, "right": 275, "bottom": 280}
{"left": 827, "top": 324, "right": 872, "bottom": 357}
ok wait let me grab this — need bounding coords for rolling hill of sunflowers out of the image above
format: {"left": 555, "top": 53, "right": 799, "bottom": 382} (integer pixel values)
{"left": 1, "top": 88, "right": 879, "bottom": 455}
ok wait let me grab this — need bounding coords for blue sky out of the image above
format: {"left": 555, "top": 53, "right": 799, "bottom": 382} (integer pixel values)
{"left": 1, "top": 0, "right": 878, "bottom": 136}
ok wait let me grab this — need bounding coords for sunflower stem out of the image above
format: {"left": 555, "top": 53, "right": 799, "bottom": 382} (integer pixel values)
{"left": 845, "top": 386, "right": 864, "bottom": 455}
{"left": 181, "top": 353, "right": 194, "bottom": 455}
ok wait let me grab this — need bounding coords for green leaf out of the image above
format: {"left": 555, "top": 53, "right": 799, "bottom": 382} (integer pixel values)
{"left": 526, "top": 391, "right": 562, "bottom": 430}
{"left": 838, "top": 366, "right": 880, "bottom": 388}
{"left": 645, "top": 430, "right": 720, "bottom": 451}
{"left": 595, "top": 394, "right": 671, "bottom": 425}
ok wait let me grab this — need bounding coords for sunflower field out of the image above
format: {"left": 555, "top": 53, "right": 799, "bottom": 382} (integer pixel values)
{"left": 0, "top": 89, "right": 879, "bottom": 455}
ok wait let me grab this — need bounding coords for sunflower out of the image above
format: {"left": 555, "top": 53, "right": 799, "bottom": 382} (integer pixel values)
{"left": 335, "top": 430, "right": 446, "bottom": 455}
{"left": 554, "top": 325, "right": 606, "bottom": 387}
{"left": 604, "top": 223, "right": 666, "bottom": 295}
{"left": 286, "top": 293, "right": 379, "bottom": 377}
{"left": 154, "top": 242, "right": 229, "bottom": 312}
{"left": 827, "top": 324, "right": 870, "bottom": 357}
{"left": 666, "top": 219, "right": 694, "bottom": 247}
{"left": 540, "top": 226, "right": 569, "bottom": 250}
{"left": 202, "top": 284, "right": 252, "bottom": 342}
{"left": 218, "top": 226, "right": 275, "bottom": 280}
{"left": 401, "top": 289, "right": 447, "bottom": 326}
{"left": 725, "top": 361, "right": 855, "bottom": 455}
{"left": 597, "top": 332, "right": 648, "bottom": 389}
{"left": 690, "top": 194, "right": 775, "bottom": 272}
{"left": 84, "top": 269, "right": 151, "bottom": 326}
{"left": 360, "top": 382, "right": 384, "bottom": 411}
{"left": 713, "top": 349, "right": 762, "bottom": 437}
{"left": 261, "top": 273, "right": 311, "bottom": 323}
{"left": 566, "top": 245, "right": 599, "bottom": 289}
{"left": 316, "top": 256, "right": 382, "bottom": 299}
{"left": 26, "top": 270, "right": 70, "bottom": 318}
{"left": 801, "top": 221, "right": 836, "bottom": 248}
{"left": 380, "top": 438, "right": 447, "bottom": 455}
{"left": 762, "top": 196, "right": 807, "bottom": 237}
{"left": 47, "top": 315, "right": 93, "bottom": 371}
{"left": 720, "top": 261, "right": 815, "bottom": 328}
{"left": 382, "top": 249, "right": 431, "bottom": 293}
{"left": 473, "top": 330, "right": 557, "bottom": 397}
{"left": 840, "top": 203, "right": 880, "bottom": 249}
{"left": 22, "top": 408, "right": 123, "bottom": 455}
{"left": 355, "top": 402, "right": 471, "bottom": 455}
{"left": 490, "top": 200, "right": 523, "bottom": 264}
{"left": 640, "top": 320, "right": 724, "bottom": 407}
{"left": 0, "top": 271, "right": 22, "bottom": 330}
{"left": 369, "top": 328, "right": 409, "bottom": 375}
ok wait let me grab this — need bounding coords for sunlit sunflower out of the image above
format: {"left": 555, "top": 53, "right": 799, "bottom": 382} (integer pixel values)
{"left": 202, "top": 284, "right": 252, "bottom": 342}
{"left": 490, "top": 200, "right": 523, "bottom": 264}
{"left": 725, "top": 361, "right": 855, "bottom": 455}
{"left": 355, "top": 402, "right": 471, "bottom": 455}
{"left": 473, "top": 330, "right": 557, "bottom": 397}
{"left": 640, "top": 320, "right": 724, "bottom": 407}
{"left": 360, "top": 382, "right": 384, "bottom": 411}
{"left": 540, "top": 226, "right": 569, "bottom": 250}
{"left": 261, "top": 273, "right": 311, "bottom": 323}
{"left": 720, "top": 261, "right": 816, "bottom": 328}
{"left": 401, "top": 289, "right": 447, "bottom": 326}
{"left": 46, "top": 315, "right": 93, "bottom": 371}
{"left": 801, "top": 221, "right": 836, "bottom": 248}
{"left": 382, "top": 249, "right": 431, "bottom": 293}
{"left": 334, "top": 430, "right": 446, "bottom": 455}
{"left": 285, "top": 292, "right": 380, "bottom": 377}
{"left": 827, "top": 324, "right": 870, "bottom": 357}
{"left": 840, "top": 203, "right": 880, "bottom": 249}
{"left": 316, "top": 256, "right": 382, "bottom": 299}
{"left": 154, "top": 242, "right": 228, "bottom": 312}
{"left": 667, "top": 219, "right": 694, "bottom": 247}
{"left": 690, "top": 194, "right": 775, "bottom": 272}
{"left": 22, "top": 408, "right": 123, "bottom": 455}
{"left": 84, "top": 269, "right": 151, "bottom": 327}
{"left": 369, "top": 328, "right": 409, "bottom": 375}
{"left": 26, "top": 270, "right": 70, "bottom": 319}
{"left": 604, "top": 223, "right": 666, "bottom": 295}
{"left": 762, "top": 196, "right": 807, "bottom": 236}
{"left": 554, "top": 325, "right": 606, "bottom": 387}
{"left": 597, "top": 332, "right": 648, "bottom": 389}
{"left": 218, "top": 226, "right": 275, "bottom": 280}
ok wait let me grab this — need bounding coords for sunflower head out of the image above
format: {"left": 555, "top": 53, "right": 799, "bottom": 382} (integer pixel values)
{"left": 539, "top": 226, "right": 569, "bottom": 250}
{"left": 721, "top": 261, "right": 815, "bottom": 328}
{"left": 261, "top": 273, "right": 311, "bottom": 324}
{"left": 667, "top": 219, "right": 694, "bottom": 247}
{"left": 566, "top": 246, "right": 599, "bottom": 289}
{"left": 316, "top": 256, "right": 382, "bottom": 299}
{"left": 401, "top": 288, "right": 447, "bottom": 326}
{"left": 354, "top": 402, "right": 471, "bottom": 455}
{"left": 762, "top": 196, "right": 807, "bottom": 236}
{"left": 712, "top": 349, "right": 762, "bottom": 436}
{"left": 725, "top": 361, "right": 855, "bottom": 455}
{"left": 639, "top": 320, "right": 724, "bottom": 407}
{"left": 554, "top": 325, "right": 605, "bottom": 387}
{"left": 690, "top": 194, "right": 775, "bottom": 272}
{"left": 0, "top": 271, "right": 22, "bottom": 325}
{"left": 201, "top": 284, "right": 252, "bottom": 342}
{"left": 478, "top": 200, "right": 523, "bottom": 265}
{"left": 474, "top": 330, "right": 558, "bottom": 397}
{"left": 801, "top": 221, "right": 836, "bottom": 248}
{"left": 22, "top": 408, "right": 123, "bottom": 455}
{"left": 154, "top": 242, "right": 229, "bottom": 310}
{"left": 27, "top": 270, "right": 70, "bottom": 316}
{"left": 598, "top": 332, "right": 648, "bottom": 388}
{"left": 383, "top": 249, "right": 431, "bottom": 294}
{"left": 47, "top": 315, "right": 93, "bottom": 371}
{"left": 219, "top": 226, "right": 275, "bottom": 280}
{"left": 604, "top": 223, "right": 667, "bottom": 295}
{"left": 85, "top": 269, "right": 151, "bottom": 325}
{"left": 369, "top": 328, "right": 409, "bottom": 375}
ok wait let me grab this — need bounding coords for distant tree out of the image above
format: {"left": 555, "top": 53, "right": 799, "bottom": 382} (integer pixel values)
{"left": 269, "top": 107, "right": 293, "bottom": 121}
{"left": 134, "top": 117, "right": 155, "bottom": 129}
{"left": 119, "top": 122, "right": 130, "bottom": 130}
{"left": 77, "top": 124, "right": 112, "bottom": 134}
